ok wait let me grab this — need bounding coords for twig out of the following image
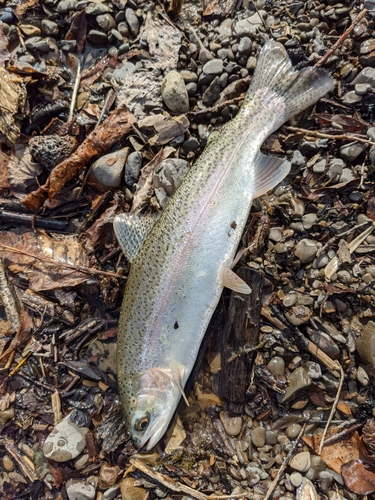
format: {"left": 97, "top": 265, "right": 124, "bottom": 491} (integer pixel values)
{"left": 227, "top": 336, "right": 271, "bottom": 362}
{"left": 0, "top": 244, "right": 125, "bottom": 280}
{"left": 130, "top": 457, "right": 209, "bottom": 500}
{"left": 322, "top": 422, "right": 364, "bottom": 447}
{"left": 314, "top": 9, "right": 368, "bottom": 68}
{"left": 285, "top": 126, "right": 375, "bottom": 146}
{"left": 318, "top": 363, "right": 345, "bottom": 455}
{"left": 68, "top": 59, "right": 81, "bottom": 122}
{"left": 264, "top": 423, "right": 306, "bottom": 500}
{"left": 0, "top": 259, "right": 20, "bottom": 334}
{"left": 316, "top": 221, "right": 371, "bottom": 257}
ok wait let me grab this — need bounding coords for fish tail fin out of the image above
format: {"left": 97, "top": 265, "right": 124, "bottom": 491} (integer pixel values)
{"left": 246, "top": 40, "right": 334, "bottom": 131}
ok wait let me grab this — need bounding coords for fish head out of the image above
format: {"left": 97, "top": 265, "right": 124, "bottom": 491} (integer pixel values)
{"left": 125, "top": 367, "right": 181, "bottom": 450}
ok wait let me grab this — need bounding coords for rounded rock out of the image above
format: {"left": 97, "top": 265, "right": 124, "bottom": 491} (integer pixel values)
{"left": 91, "top": 148, "right": 129, "bottom": 188}
{"left": 290, "top": 471, "right": 303, "bottom": 487}
{"left": 286, "top": 424, "right": 302, "bottom": 439}
{"left": 161, "top": 71, "right": 189, "bottom": 114}
{"left": 43, "top": 413, "right": 89, "bottom": 462}
{"left": 125, "top": 8, "right": 139, "bottom": 37}
{"left": 267, "top": 356, "right": 285, "bottom": 375}
{"left": 286, "top": 305, "right": 312, "bottom": 326}
{"left": 294, "top": 239, "right": 319, "bottom": 263}
{"left": 290, "top": 451, "right": 311, "bottom": 472}
{"left": 98, "top": 463, "right": 121, "bottom": 490}
{"left": 124, "top": 151, "right": 142, "bottom": 186}
{"left": 251, "top": 426, "right": 266, "bottom": 448}
{"left": 220, "top": 411, "right": 243, "bottom": 436}
{"left": 66, "top": 479, "right": 96, "bottom": 500}
{"left": 203, "top": 59, "right": 224, "bottom": 75}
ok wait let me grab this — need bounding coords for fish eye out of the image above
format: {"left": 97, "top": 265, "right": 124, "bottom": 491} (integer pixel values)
{"left": 134, "top": 414, "right": 150, "bottom": 432}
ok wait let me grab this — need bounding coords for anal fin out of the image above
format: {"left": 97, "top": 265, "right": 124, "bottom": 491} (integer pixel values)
{"left": 114, "top": 212, "right": 161, "bottom": 263}
{"left": 253, "top": 152, "right": 290, "bottom": 198}
{"left": 221, "top": 267, "right": 251, "bottom": 294}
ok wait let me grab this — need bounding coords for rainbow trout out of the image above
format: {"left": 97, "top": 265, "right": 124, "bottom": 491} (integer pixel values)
{"left": 114, "top": 41, "right": 333, "bottom": 449}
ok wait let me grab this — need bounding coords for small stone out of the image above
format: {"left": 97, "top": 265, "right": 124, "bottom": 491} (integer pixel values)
{"left": 357, "top": 365, "right": 369, "bottom": 386}
{"left": 342, "top": 91, "right": 362, "bottom": 105}
{"left": 251, "top": 426, "right": 266, "bottom": 448}
{"left": 286, "top": 424, "right": 302, "bottom": 439}
{"left": 98, "top": 463, "right": 121, "bottom": 490}
{"left": 234, "top": 13, "right": 263, "bottom": 36}
{"left": 294, "top": 238, "right": 319, "bottom": 263}
{"left": 87, "top": 30, "right": 108, "bottom": 45}
{"left": 269, "top": 227, "right": 282, "bottom": 242}
{"left": 281, "top": 367, "right": 312, "bottom": 402}
{"left": 302, "top": 213, "right": 317, "bottom": 230}
{"left": 120, "top": 477, "right": 147, "bottom": 500}
{"left": 267, "top": 357, "right": 285, "bottom": 375}
{"left": 161, "top": 71, "right": 189, "bottom": 114}
{"left": 91, "top": 148, "right": 129, "bottom": 188}
{"left": 360, "top": 38, "right": 375, "bottom": 54}
{"left": 112, "top": 62, "right": 136, "bottom": 83}
{"left": 291, "top": 150, "right": 305, "bottom": 167}
{"left": 319, "top": 471, "right": 333, "bottom": 492}
{"left": 124, "top": 151, "right": 142, "bottom": 186}
{"left": 154, "top": 158, "right": 190, "bottom": 208}
{"left": 20, "top": 24, "right": 41, "bottom": 36}
{"left": 180, "top": 70, "right": 197, "bottom": 84}
{"left": 125, "top": 8, "right": 139, "bottom": 37}
{"left": 217, "top": 48, "right": 228, "bottom": 60}
{"left": 290, "top": 471, "right": 303, "bottom": 487}
{"left": 86, "top": 2, "right": 111, "bottom": 14}
{"left": 96, "top": 13, "right": 116, "bottom": 31}
{"left": 352, "top": 67, "right": 375, "bottom": 86}
{"left": 355, "top": 83, "right": 371, "bottom": 95}
{"left": 202, "top": 76, "right": 220, "bottom": 105}
{"left": 238, "top": 36, "right": 252, "bottom": 55}
{"left": 29, "top": 135, "right": 78, "bottom": 170}
{"left": 41, "top": 20, "right": 59, "bottom": 36}
{"left": 290, "top": 451, "right": 311, "bottom": 472}
{"left": 356, "top": 321, "right": 375, "bottom": 367}
{"left": 283, "top": 293, "right": 297, "bottom": 308}
{"left": 339, "top": 167, "right": 356, "bottom": 183}
{"left": 103, "top": 486, "right": 120, "bottom": 500}
{"left": 339, "top": 141, "right": 367, "bottom": 162}
{"left": 247, "top": 471, "right": 260, "bottom": 486}
{"left": 203, "top": 59, "right": 223, "bottom": 75}
{"left": 312, "top": 158, "right": 326, "bottom": 173}
{"left": 302, "top": 361, "right": 322, "bottom": 379}
{"left": 2, "top": 455, "right": 14, "bottom": 472}
{"left": 328, "top": 158, "right": 344, "bottom": 182}
{"left": 43, "top": 413, "right": 89, "bottom": 462}
{"left": 181, "top": 137, "right": 199, "bottom": 155}
{"left": 66, "top": 479, "right": 96, "bottom": 500}
{"left": 220, "top": 411, "right": 243, "bottom": 436}
{"left": 265, "top": 430, "right": 278, "bottom": 445}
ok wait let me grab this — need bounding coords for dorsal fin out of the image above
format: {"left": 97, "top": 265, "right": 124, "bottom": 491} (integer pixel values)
{"left": 253, "top": 152, "right": 290, "bottom": 198}
{"left": 113, "top": 212, "right": 161, "bottom": 263}
{"left": 221, "top": 266, "right": 251, "bottom": 294}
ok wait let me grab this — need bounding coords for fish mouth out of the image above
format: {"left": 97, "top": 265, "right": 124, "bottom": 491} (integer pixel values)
{"left": 134, "top": 420, "right": 167, "bottom": 451}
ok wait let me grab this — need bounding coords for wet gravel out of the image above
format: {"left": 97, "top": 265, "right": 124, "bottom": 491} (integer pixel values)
{"left": 1, "top": 0, "right": 375, "bottom": 499}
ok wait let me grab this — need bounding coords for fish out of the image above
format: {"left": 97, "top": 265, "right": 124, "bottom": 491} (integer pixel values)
{"left": 113, "top": 40, "right": 334, "bottom": 450}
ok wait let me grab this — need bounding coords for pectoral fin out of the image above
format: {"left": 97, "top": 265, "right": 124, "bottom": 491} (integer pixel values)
{"left": 221, "top": 267, "right": 251, "bottom": 294}
{"left": 253, "top": 152, "right": 291, "bottom": 198}
{"left": 113, "top": 212, "right": 161, "bottom": 263}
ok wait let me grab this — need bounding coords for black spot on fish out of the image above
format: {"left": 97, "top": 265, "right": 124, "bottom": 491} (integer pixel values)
{"left": 174, "top": 321, "right": 179, "bottom": 329}
{"left": 231, "top": 221, "right": 237, "bottom": 229}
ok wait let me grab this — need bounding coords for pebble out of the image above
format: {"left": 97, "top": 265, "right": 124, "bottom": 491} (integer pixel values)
{"left": 286, "top": 424, "right": 302, "bottom": 439}
{"left": 283, "top": 293, "right": 297, "bottom": 307}
{"left": 43, "top": 413, "right": 89, "bottom": 462}
{"left": 29, "top": 135, "right": 78, "bottom": 170}
{"left": 103, "top": 486, "right": 120, "bottom": 500}
{"left": 234, "top": 12, "right": 263, "bottom": 36}
{"left": 339, "top": 141, "right": 367, "bottom": 162}
{"left": 302, "top": 213, "right": 317, "bottom": 230}
{"left": 251, "top": 426, "right": 266, "bottom": 448}
{"left": 290, "top": 451, "right": 311, "bottom": 472}
{"left": 265, "top": 430, "right": 278, "bottom": 445}
{"left": 181, "top": 137, "right": 199, "bottom": 155}
{"left": 87, "top": 30, "right": 108, "bottom": 45}
{"left": 267, "top": 356, "right": 285, "bottom": 375}
{"left": 112, "top": 62, "right": 136, "bottom": 83}
{"left": 161, "top": 71, "right": 189, "bottom": 114}
{"left": 290, "top": 471, "right": 303, "bottom": 487}
{"left": 342, "top": 91, "right": 362, "bottom": 105}
{"left": 220, "top": 411, "right": 243, "bottom": 436}
{"left": 302, "top": 361, "right": 322, "bottom": 379}
{"left": 202, "top": 76, "right": 220, "bottom": 105}
{"left": 91, "top": 148, "right": 129, "bottom": 188}
{"left": 120, "top": 477, "right": 147, "bottom": 500}
{"left": 41, "top": 20, "right": 59, "bottom": 36}
{"left": 357, "top": 365, "right": 370, "bottom": 386}
{"left": 203, "top": 59, "right": 223, "bottom": 75}
{"left": 98, "top": 464, "right": 120, "bottom": 490}
{"left": 269, "top": 227, "right": 283, "bottom": 242}
{"left": 238, "top": 36, "right": 252, "bottom": 55}
{"left": 355, "top": 83, "right": 371, "bottom": 95}
{"left": 2, "top": 455, "right": 14, "bottom": 472}
{"left": 352, "top": 67, "right": 375, "bottom": 86}
{"left": 319, "top": 471, "right": 333, "bottom": 492}
{"left": 125, "top": 8, "right": 139, "bottom": 37}
{"left": 291, "top": 150, "right": 305, "bottom": 167}
{"left": 86, "top": 2, "right": 111, "bottom": 14}
{"left": 328, "top": 158, "right": 344, "bottom": 182}
{"left": 154, "top": 159, "right": 190, "bottom": 208}
{"left": 96, "top": 13, "right": 116, "bottom": 31}
{"left": 66, "top": 479, "right": 96, "bottom": 500}
{"left": 356, "top": 320, "right": 375, "bottom": 366}
{"left": 124, "top": 151, "right": 142, "bottom": 186}
{"left": 305, "top": 456, "right": 326, "bottom": 480}
{"left": 294, "top": 238, "right": 319, "bottom": 263}
{"left": 281, "top": 367, "right": 311, "bottom": 402}
{"left": 312, "top": 158, "right": 326, "bottom": 173}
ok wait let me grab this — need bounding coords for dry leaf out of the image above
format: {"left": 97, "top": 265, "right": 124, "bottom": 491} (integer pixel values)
{"left": 164, "top": 415, "right": 187, "bottom": 453}
{"left": 138, "top": 114, "right": 190, "bottom": 146}
{"left": 131, "top": 149, "right": 164, "bottom": 213}
{"left": 297, "top": 478, "right": 317, "bottom": 500}
{"left": 0, "top": 68, "right": 29, "bottom": 143}
{"left": 0, "top": 22, "right": 10, "bottom": 68}
{"left": 342, "top": 459, "right": 375, "bottom": 495}
{"left": 316, "top": 113, "right": 368, "bottom": 133}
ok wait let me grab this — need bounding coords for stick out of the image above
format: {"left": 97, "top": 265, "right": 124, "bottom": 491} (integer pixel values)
{"left": 285, "top": 126, "right": 375, "bottom": 147}
{"left": 314, "top": 9, "right": 368, "bottom": 68}
{"left": 264, "top": 423, "right": 306, "bottom": 500}
{"left": 68, "top": 60, "right": 81, "bottom": 122}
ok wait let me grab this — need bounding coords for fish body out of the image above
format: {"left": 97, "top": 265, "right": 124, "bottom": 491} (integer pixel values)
{"left": 114, "top": 41, "right": 333, "bottom": 449}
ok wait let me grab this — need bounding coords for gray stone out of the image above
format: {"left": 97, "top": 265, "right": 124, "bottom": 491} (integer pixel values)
{"left": 238, "top": 36, "right": 252, "bottom": 55}
{"left": 267, "top": 357, "right": 285, "bottom": 375}
{"left": 43, "top": 413, "right": 88, "bottom": 462}
{"left": 319, "top": 471, "right": 333, "bottom": 492}
{"left": 286, "top": 305, "right": 312, "bottom": 326}
{"left": 290, "top": 472, "right": 303, "bottom": 487}
{"left": 355, "top": 83, "right": 371, "bottom": 95}
{"left": 301, "top": 361, "right": 321, "bottom": 379}
{"left": 217, "top": 48, "right": 228, "bottom": 60}
{"left": 234, "top": 13, "right": 263, "bottom": 36}
{"left": 357, "top": 365, "right": 370, "bottom": 386}
{"left": 305, "top": 456, "right": 326, "bottom": 480}
{"left": 291, "top": 150, "right": 305, "bottom": 166}
{"left": 339, "top": 141, "right": 367, "bottom": 162}
{"left": 265, "top": 430, "right": 278, "bottom": 445}
{"left": 281, "top": 367, "right": 311, "bottom": 402}
{"left": 199, "top": 48, "right": 214, "bottom": 64}
{"left": 86, "top": 2, "right": 111, "bottom": 14}
{"left": 251, "top": 426, "right": 266, "bottom": 448}
{"left": 203, "top": 59, "right": 223, "bottom": 76}
{"left": 181, "top": 137, "right": 199, "bottom": 155}
{"left": 299, "top": 139, "right": 328, "bottom": 154}
{"left": 328, "top": 158, "right": 344, "bottom": 182}
{"left": 286, "top": 424, "right": 302, "bottom": 439}
{"left": 29, "top": 135, "right": 78, "bottom": 170}
{"left": 180, "top": 70, "right": 197, "bottom": 84}
{"left": 283, "top": 293, "right": 297, "bottom": 307}
{"left": 339, "top": 167, "right": 356, "bottom": 183}
{"left": 302, "top": 213, "right": 317, "bottom": 230}
{"left": 56, "top": 0, "right": 78, "bottom": 13}
{"left": 202, "top": 76, "right": 220, "bottom": 105}
{"left": 312, "top": 158, "right": 326, "bottom": 173}
{"left": 66, "top": 479, "right": 96, "bottom": 500}
{"left": 360, "top": 38, "right": 375, "bottom": 54}
{"left": 96, "top": 13, "right": 116, "bottom": 31}
{"left": 220, "top": 411, "right": 243, "bottom": 436}
{"left": 154, "top": 158, "right": 190, "bottom": 208}
{"left": 125, "top": 8, "right": 139, "bottom": 37}
{"left": 186, "top": 82, "right": 197, "bottom": 96}
{"left": 352, "top": 67, "right": 375, "bottom": 86}
{"left": 161, "top": 71, "right": 189, "bottom": 114}
{"left": 87, "top": 30, "right": 107, "bottom": 45}
{"left": 41, "top": 20, "right": 59, "bottom": 36}
{"left": 342, "top": 91, "right": 362, "bottom": 105}
{"left": 294, "top": 239, "right": 319, "bottom": 263}
{"left": 290, "top": 451, "right": 311, "bottom": 472}
{"left": 124, "top": 151, "right": 142, "bottom": 186}
{"left": 24, "top": 36, "right": 42, "bottom": 50}
{"left": 269, "top": 227, "right": 282, "bottom": 242}
{"left": 367, "top": 127, "right": 375, "bottom": 142}
{"left": 91, "top": 148, "right": 129, "bottom": 188}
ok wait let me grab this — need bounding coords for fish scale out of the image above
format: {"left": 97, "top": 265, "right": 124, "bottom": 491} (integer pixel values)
{"left": 114, "top": 40, "right": 334, "bottom": 450}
